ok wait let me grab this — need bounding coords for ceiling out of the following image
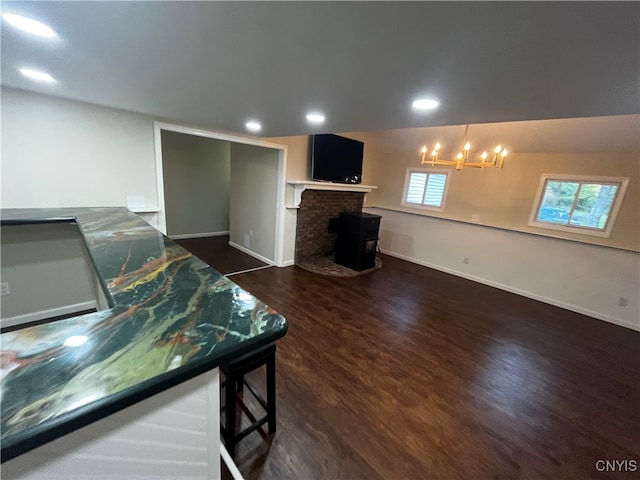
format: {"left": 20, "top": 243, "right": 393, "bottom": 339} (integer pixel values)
{"left": 1, "top": 2, "right": 639, "bottom": 138}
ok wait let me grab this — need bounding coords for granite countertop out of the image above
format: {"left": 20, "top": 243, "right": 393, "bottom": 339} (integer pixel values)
{"left": 0, "top": 207, "right": 287, "bottom": 461}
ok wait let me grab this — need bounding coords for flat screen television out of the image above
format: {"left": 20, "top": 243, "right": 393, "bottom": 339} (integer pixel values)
{"left": 311, "top": 134, "right": 364, "bottom": 184}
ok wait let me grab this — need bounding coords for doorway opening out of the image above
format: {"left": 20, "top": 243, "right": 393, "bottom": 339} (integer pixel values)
{"left": 153, "top": 122, "right": 287, "bottom": 267}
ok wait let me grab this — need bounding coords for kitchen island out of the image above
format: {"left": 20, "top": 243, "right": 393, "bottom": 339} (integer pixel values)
{"left": 0, "top": 208, "right": 287, "bottom": 478}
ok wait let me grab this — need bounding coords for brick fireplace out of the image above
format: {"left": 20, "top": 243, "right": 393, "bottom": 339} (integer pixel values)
{"left": 295, "top": 190, "right": 365, "bottom": 262}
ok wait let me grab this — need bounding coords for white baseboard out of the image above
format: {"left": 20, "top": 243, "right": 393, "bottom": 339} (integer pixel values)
{"left": 225, "top": 265, "right": 274, "bottom": 277}
{"left": 379, "top": 248, "right": 639, "bottom": 332}
{"left": 170, "top": 231, "right": 229, "bottom": 240}
{"left": 1, "top": 301, "right": 97, "bottom": 330}
{"left": 228, "top": 241, "right": 274, "bottom": 265}
{"left": 280, "top": 259, "right": 295, "bottom": 267}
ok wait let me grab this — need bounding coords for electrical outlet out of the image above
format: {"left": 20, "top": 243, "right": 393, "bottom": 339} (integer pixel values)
{"left": 617, "top": 297, "right": 629, "bottom": 307}
{"left": 463, "top": 257, "right": 470, "bottom": 264}
{"left": 1, "top": 282, "right": 10, "bottom": 296}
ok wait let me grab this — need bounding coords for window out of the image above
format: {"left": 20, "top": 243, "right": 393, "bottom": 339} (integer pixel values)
{"left": 401, "top": 169, "right": 449, "bottom": 211}
{"left": 529, "top": 174, "right": 629, "bottom": 238}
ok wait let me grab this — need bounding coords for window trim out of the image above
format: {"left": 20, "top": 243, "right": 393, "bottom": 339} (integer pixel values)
{"left": 528, "top": 174, "right": 629, "bottom": 238}
{"left": 401, "top": 168, "right": 450, "bottom": 212}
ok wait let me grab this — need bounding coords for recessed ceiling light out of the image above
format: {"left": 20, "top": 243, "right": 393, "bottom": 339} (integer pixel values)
{"left": 245, "top": 120, "right": 262, "bottom": 133}
{"left": 412, "top": 98, "right": 440, "bottom": 111}
{"left": 19, "top": 67, "right": 57, "bottom": 83}
{"left": 306, "top": 112, "right": 325, "bottom": 125}
{"left": 2, "top": 13, "right": 58, "bottom": 38}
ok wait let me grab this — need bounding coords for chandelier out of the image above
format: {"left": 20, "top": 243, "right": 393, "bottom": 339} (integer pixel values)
{"left": 420, "top": 125, "right": 508, "bottom": 170}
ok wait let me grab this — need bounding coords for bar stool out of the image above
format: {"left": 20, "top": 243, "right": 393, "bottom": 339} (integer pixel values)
{"left": 220, "top": 343, "right": 276, "bottom": 457}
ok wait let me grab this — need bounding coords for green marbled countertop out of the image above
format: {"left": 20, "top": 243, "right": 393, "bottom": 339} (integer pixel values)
{"left": 0, "top": 207, "right": 287, "bottom": 461}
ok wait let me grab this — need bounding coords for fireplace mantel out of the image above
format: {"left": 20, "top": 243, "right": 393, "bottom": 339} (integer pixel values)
{"left": 286, "top": 181, "right": 377, "bottom": 208}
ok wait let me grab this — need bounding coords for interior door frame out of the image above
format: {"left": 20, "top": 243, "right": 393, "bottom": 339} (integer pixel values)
{"left": 153, "top": 121, "right": 288, "bottom": 267}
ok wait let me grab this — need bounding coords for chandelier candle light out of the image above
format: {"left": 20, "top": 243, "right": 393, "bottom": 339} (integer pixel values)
{"left": 420, "top": 125, "right": 508, "bottom": 170}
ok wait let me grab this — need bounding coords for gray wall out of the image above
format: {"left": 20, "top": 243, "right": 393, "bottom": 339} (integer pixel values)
{"left": 229, "top": 144, "right": 279, "bottom": 262}
{"left": 1, "top": 87, "right": 157, "bottom": 209}
{"left": 162, "top": 131, "right": 231, "bottom": 237}
{"left": 1, "top": 223, "right": 106, "bottom": 327}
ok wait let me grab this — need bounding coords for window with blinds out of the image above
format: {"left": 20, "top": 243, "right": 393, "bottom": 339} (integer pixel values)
{"left": 401, "top": 169, "right": 449, "bottom": 211}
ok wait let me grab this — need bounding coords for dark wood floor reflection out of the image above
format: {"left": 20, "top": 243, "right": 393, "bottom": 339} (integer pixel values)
{"left": 227, "top": 254, "right": 639, "bottom": 480}
{"left": 175, "top": 235, "right": 268, "bottom": 275}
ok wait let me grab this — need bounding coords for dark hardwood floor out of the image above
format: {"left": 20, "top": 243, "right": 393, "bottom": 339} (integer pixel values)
{"left": 174, "top": 235, "right": 268, "bottom": 275}
{"left": 224, "top": 254, "right": 639, "bottom": 480}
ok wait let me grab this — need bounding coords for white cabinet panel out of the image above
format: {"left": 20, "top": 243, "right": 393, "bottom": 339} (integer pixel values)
{"left": 3, "top": 369, "right": 220, "bottom": 480}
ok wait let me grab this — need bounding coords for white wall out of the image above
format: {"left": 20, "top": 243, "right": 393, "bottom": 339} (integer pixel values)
{"left": 0, "top": 222, "right": 107, "bottom": 328}
{"left": 161, "top": 131, "right": 230, "bottom": 237}
{"left": 261, "top": 134, "right": 309, "bottom": 266}
{"left": 229, "top": 144, "right": 279, "bottom": 263}
{"left": 281, "top": 208, "right": 298, "bottom": 267}
{"left": 1, "top": 88, "right": 158, "bottom": 211}
{"left": 367, "top": 207, "right": 640, "bottom": 330}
